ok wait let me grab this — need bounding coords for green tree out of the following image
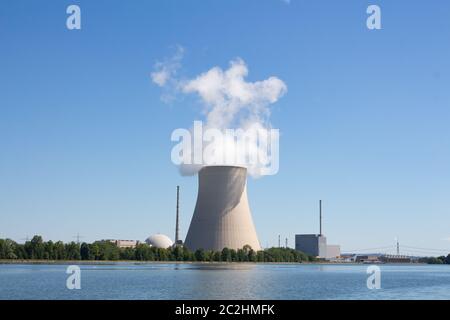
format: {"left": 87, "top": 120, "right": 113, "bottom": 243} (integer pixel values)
{"left": 120, "top": 247, "right": 135, "bottom": 260}
{"left": 0, "top": 239, "right": 17, "bottom": 259}
{"left": 173, "top": 246, "right": 184, "bottom": 261}
{"left": 89, "top": 243, "right": 100, "bottom": 260}
{"left": 248, "top": 249, "right": 256, "bottom": 262}
{"left": 213, "top": 251, "right": 221, "bottom": 262}
{"left": 14, "top": 244, "right": 27, "bottom": 259}
{"left": 94, "top": 241, "right": 120, "bottom": 260}
{"left": 54, "top": 241, "right": 66, "bottom": 260}
{"left": 157, "top": 248, "right": 169, "bottom": 261}
{"left": 80, "top": 242, "right": 90, "bottom": 260}
{"left": 135, "top": 244, "right": 154, "bottom": 261}
{"left": 65, "top": 242, "right": 81, "bottom": 260}
{"left": 425, "top": 257, "right": 443, "bottom": 264}
{"left": 237, "top": 249, "right": 245, "bottom": 262}
{"left": 44, "top": 240, "right": 55, "bottom": 260}
{"left": 230, "top": 249, "right": 237, "bottom": 262}
{"left": 204, "top": 250, "right": 216, "bottom": 262}
{"left": 195, "top": 248, "right": 205, "bottom": 261}
{"left": 256, "top": 250, "right": 264, "bottom": 262}
{"left": 221, "top": 247, "right": 231, "bottom": 262}
{"left": 183, "top": 246, "right": 194, "bottom": 261}
{"left": 29, "top": 235, "right": 45, "bottom": 259}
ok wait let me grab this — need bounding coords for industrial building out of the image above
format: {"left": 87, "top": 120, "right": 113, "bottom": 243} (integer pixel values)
{"left": 295, "top": 200, "right": 341, "bottom": 259}
{"left": 184, "top": 166, "right": 261, "bottom": 251}
{"left": 174, "top": 185, "right": 183, "bottom": 246}
{"left": 325, "top": 245, "right": 341, "bottom": 260}
{"left": 106, "top": 239, "right": 139, "bottom": 248}
{"left": 354, "top": 254, "right": 384, "bottom": 263}
{"left": 294, "top": 235, "right": 341, "bottom": 259}
{"left": 380, "top": 254, "right": 415, "bottom": 263}
{"left": 145, "top": 234, "right": 174, "bottom": 248}
{"left": 295, "top": 234, "right": 327, "bottom": 258}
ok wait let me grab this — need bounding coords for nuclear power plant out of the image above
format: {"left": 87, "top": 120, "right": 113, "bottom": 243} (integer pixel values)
{"left": 184, "top": 165, "right": 261, "bottom": 251}
{"left": 295, "top": 200, "right": 341, "bottom": 259}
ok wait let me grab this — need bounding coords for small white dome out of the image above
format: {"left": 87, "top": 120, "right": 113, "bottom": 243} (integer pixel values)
{"left": 145, "top": 234, "right": 173, "bottom": 248}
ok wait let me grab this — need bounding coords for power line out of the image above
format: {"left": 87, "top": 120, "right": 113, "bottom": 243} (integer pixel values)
{"left": 342, "top": 246, "right": 393, "bottom": 252}
{"left": 342, "top": 243, "right": 449, "bottom": 257}
{"left": 401, "top": 245, "right": 449, "bottom": 253}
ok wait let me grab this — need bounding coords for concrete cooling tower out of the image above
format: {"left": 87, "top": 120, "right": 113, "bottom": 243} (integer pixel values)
{"left": 184, "top": 165, "right": 261, "bottom": 252}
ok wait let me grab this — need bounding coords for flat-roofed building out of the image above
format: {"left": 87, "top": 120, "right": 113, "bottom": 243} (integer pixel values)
{"left": 380, "top": 254, "right": 413, "bottom": 263}
{"left": 295, "top": 234, "right": 327, "bottom": 258}
{"left": 105, "top": 239, "right": 139, "bottom": 248}
{"left": 354, "top": 254, "right": 382, "bottom": 263}
{"left": 326, "top": 245, "right": 341, "bottom": 259}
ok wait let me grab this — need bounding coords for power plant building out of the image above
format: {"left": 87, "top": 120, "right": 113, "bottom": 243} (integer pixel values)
{"left": 295, "top": 234, "right": 327, "bottom": 258}
{"left": 325, "top": 244, "right": 341, "bottom": 260}
{"left": 145, "top": 234, "right": 174, "bottom": 248}
{"left": 295, "top": 200, "right": 341, "bottom": 259}
{"left": 184, "top": 166, "right": 261, "bottom": 252}
{"left": 106, "top": 239, "right": 139, "bottom": 248}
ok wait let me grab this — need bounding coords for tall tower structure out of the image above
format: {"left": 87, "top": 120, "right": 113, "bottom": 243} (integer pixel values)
{"left": 175, "top": 185, "right": 181, "bottom": 246}
{"left": 184, "top": 166, "right": 261, "bottom": 251}
{"left": 319, "top": 200, "right": 322, "bottom": 235}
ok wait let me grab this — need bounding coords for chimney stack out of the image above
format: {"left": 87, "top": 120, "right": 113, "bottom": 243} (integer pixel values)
{"left": 319, "top": 200, "right": 322, "bottom": 236}
{"left": 175, "top": 186, "right": 180, "bottom": 245}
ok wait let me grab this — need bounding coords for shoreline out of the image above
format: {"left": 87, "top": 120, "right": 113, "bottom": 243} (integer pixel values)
{"left": 0, "top": 259, "right": 429, "bottom": 266}
{"left": 0, "top": 259, "right": 324, "bottom": 265}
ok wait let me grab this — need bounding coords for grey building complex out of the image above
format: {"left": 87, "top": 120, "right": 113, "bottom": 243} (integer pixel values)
{"left": 295, "top": 234, "right": 327, "bottom": 258}
{"left": 295, "top": 201, "right": 341, "bottom": 259}
{"left": 295, "top": 234, "right": 341, "bottom": 259}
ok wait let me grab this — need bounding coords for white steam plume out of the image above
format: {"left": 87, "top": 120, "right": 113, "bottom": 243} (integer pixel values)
{"left": 151, "top": 46, "right": 184, "bottom": 102}
{"left": 182, "top": 58, "right": 286, "bottom": 129}
{"left": 152, "top": 51, "right": 287, "bottom": 177}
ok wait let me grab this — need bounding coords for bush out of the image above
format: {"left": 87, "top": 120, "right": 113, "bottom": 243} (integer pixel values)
{"left": 0, "top": 236, "right": 312, "bottom": 263}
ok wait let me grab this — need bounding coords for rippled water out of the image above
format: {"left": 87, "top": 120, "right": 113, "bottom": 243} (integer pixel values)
{"left": 0, "top": 263, "right": 449, "bottom": 300}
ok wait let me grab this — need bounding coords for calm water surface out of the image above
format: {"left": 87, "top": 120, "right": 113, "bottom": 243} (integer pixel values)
{"left": 0, "top": 263, "right": 449, "bottom": 300}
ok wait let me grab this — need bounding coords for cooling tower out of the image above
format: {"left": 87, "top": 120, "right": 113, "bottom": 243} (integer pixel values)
{"left": 184, "top": 165, "right": 261, "bottom": 252}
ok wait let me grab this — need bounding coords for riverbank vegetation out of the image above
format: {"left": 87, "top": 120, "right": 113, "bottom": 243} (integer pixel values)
{"left": 418, "top": 256, "right": 450, "bottom": 264}
{"left": 0, "top": 236, "right": 314, "bottom": 263}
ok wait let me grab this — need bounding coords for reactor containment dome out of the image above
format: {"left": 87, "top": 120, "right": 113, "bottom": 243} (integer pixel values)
{"left": 145, "top": 234, "right": 174, "bottom": 248}
{"left": 184, "top": 165, "right": 261, "bottom": 252}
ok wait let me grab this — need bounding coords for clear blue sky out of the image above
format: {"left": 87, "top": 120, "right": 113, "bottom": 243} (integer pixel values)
{"left": 1, "top": 0, "right": 449, "bottom": 256}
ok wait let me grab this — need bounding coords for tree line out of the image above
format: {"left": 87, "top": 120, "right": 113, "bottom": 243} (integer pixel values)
{"left": 418, "top": 255, "right": 450, "bottom": 265}
{"left": 0, "top": 235, "right": 314, "bottom": 263}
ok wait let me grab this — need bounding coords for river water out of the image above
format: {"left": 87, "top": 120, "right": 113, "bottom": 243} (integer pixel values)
{"left": 0, "top": 263, "right": 449, "bottom": 300}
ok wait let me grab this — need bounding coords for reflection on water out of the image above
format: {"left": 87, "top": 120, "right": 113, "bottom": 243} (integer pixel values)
{"left": 0, "top": 263, "right": 449, "bottom": 300}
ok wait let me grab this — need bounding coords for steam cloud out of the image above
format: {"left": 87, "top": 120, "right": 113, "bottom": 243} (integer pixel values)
{"left": 152, "top": 48, "right": 287, "bottom": 177}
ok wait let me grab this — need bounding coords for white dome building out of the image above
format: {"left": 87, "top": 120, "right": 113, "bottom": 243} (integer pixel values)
{"left": 145, "top": 234, "right": 173, "bottom": 248}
